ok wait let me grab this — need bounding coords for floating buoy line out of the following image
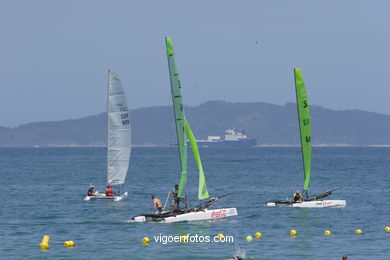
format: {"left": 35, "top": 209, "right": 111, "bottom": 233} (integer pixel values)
{"left": 38, "top": 227, "right": 390, "bottom": 250}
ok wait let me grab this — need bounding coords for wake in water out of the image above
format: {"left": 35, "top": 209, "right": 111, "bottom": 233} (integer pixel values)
{"left": 224, "top": 245, "right": 246, "bottom": 260}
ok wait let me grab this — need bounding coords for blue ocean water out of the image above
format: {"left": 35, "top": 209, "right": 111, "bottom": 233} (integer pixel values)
{"left": 1, "top": 147, "right": 389, "bottom": 260}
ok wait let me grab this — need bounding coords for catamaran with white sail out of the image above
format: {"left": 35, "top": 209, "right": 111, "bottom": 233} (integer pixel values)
{"left": 132, "top": 37, "right": 237, "bottom": 222}
{"left": 84, "top": 71, "right": 131, "bottom": 202}
{"left": 265, "top": 68, "right": 346, "bottom": 208}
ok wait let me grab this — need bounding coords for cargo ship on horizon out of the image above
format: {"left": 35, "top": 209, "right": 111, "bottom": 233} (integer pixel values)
{"left": 196, "top": 129, "right": 257, "bottom": 147}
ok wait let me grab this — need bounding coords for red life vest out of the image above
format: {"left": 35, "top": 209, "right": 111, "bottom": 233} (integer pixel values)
{"left": 106, "top": 187, "right": 113, "bottom": 196}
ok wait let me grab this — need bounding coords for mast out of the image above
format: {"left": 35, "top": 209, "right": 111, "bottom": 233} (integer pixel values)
{"left": 165, "top": 37, "right": 210, "bottom": 200}
{"left": 107, "top": 70, "right": 110, "bottom": 186}
{"left": 165, "top": 37, "right": 188, "bottom": 198}
{"left": 294, "top": 68, "right": 311, "bottom": 198}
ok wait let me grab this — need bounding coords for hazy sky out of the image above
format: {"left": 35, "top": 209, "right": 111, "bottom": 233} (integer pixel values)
{"left": 0, "top": 0, "right": 388, "bottom": 126}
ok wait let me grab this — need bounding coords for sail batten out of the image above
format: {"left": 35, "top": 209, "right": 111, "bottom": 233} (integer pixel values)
{"left": 165, "top": 37, "right": 187, "bottom": 198}
{"left": 294, "top": 68, "right": 311, "bottom": 192}
{"left": 107, "top": 71, "right": 131, "bottom": 186}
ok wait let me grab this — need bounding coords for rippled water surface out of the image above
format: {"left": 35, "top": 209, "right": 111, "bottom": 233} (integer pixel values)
{"left": 1, "top": 147, "right": 390, "bottom": 259}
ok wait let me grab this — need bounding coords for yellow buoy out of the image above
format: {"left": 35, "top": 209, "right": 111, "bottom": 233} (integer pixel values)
{"left": 39, "top": 235, "right": 50, "bottom": 250}
{"left": 246, "top": 235, "right": 253, "bottom": 242}
{"left": 324, "top": 230, "right": 332, "bottom": 236}
{"left": 290, "top": 230, "right": 297, "bottom": 236}
{"left": 180, "top": 236, "right": 188, "bottom": 243}
{"left": 385, "top": 226, "right": 390, "bottom": 232}
{"left": 217, "top": 234, "right": 224, "bottom": 240}
{"left": 64, "top": 241, "right": 75, "bottom": 247}
{"left": 355, "top": 229, "right": 362, "bottom": 234}
{"left": 255, "top": 232, "right": 262, "bottom": 239}
{"left": 143, "top": 237, "right": 150, "bottom": 244}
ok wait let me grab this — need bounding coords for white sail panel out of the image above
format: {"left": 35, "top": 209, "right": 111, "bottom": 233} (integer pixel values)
{"left": 107, "top": 71, "right": 131, "bottom": 186}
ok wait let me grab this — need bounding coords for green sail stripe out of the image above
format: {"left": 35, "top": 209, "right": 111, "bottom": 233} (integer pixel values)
{"left": 165, "top": 36, "right": 187, "bottom": 198}
{"left": 185, "top": 118, "right": 209, "bottom": 200}
{"left": 294, "top": 68, "right": 311, "bottom": 192}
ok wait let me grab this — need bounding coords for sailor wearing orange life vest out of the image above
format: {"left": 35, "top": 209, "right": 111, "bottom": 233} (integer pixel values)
{"left": 106, "top": 185, "right": 113, "bottom": 196}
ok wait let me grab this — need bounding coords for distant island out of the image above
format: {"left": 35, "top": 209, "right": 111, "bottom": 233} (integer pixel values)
{"left": 1, "top": 100, "right": 390, "bottom": 147}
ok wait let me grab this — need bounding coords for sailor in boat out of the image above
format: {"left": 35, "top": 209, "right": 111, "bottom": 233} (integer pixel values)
{"left": 152, "top": 195, "right": 163, "bottom": 214}
{"left": 169, "top": 184, "right": 188, "bottom": 214}
{"left": 105, "top": 185, "right": 113, "bottom": 196}
{"left": 87, "top": 186, "right": 95, "bottom": 196}
{"left": 292, "top": 190, "right": 303, "bottom": 202}
{"left": 170, "top": 184, "right": 180, "bottom": 213}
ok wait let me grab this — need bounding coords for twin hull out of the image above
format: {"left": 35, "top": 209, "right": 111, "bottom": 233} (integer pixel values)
{"left": 133, "top": 208, "right": 238, "bottom": 223}
{"left": 265, "top": 200, "right": 346, "bottom": 208}
{"left": 84, "top": 192, "right": 128, "bottom": 202}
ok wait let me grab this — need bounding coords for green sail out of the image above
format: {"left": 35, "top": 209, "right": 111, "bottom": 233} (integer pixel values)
{"left": 294, "top": 68, "right": 311, "bottom": 192}
{"left": 185, "top": 118, "right": 209, "bottom": 200}
{"left": 166, "top": 37, "right": 187, "bottom": 198}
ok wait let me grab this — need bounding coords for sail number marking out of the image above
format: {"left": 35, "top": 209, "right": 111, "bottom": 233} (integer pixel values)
{"left": 305, "top": 136, "right": 311, "bottom": 143}
{"left": 121, "top": 113, "right": 130, "bottom": 126}
{"left": 302, "top": 100, "right": 308, "bottom": 108}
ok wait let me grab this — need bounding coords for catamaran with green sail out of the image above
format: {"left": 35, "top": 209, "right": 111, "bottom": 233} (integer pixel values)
{"left": 132, "top": 37, "right": 238, "bottom": 222}
{"left": 265, "top": 68, "right": 346, "bottom": 208}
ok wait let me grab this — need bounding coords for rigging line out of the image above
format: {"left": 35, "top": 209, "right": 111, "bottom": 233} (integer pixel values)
{"left": 163, "top": 192, "right": 171, "bottom": 211}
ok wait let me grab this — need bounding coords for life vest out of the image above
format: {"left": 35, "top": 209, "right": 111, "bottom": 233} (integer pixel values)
{"left": 106, "top": 187, "right": 113, "bottom": 196}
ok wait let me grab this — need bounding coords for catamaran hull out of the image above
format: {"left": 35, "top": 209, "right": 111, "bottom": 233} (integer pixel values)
{"left": 84, "top": 192, "right": 128, "bottom": 202}
{"left": 132, "top": 208, "right": 238, "bottom": 223}
{"left": 265, "top": 200, "right": 346, "bottom": 208}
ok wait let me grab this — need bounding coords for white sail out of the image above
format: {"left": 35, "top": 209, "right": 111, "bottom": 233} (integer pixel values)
{"left": 107, "top": 71, "right": 131, "bottom": 186}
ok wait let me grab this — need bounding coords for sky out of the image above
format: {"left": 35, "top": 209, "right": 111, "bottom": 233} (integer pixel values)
{"left": 0, "top": 0, "right": 388, "bottom": 126}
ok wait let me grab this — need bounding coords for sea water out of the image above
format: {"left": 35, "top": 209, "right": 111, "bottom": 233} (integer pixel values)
{"left": 1, "top": 147, "right": 389, "bottom": 260}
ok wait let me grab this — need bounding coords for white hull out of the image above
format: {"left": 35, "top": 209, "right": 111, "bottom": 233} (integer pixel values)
{"left": 84, "top": 192, "right": 128, "bottom": 202}
{"left": 133, "top": 208, "right": 238, "bottom": 223}
{"left": 265, "top": 200, "right": 346, "bottom": 208}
